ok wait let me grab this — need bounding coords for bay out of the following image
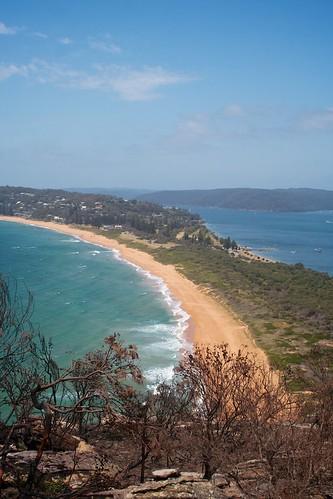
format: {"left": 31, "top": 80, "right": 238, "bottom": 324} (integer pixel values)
{"left": 0, "top": 221, "right": 187, "bottom": 381}
{"left": 188, "top": 207, "right": 333, "bottom": 275}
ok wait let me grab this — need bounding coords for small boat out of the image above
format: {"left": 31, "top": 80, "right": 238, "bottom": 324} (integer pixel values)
{"left": 314, "top": 248, "right": 322, "bottom": 253}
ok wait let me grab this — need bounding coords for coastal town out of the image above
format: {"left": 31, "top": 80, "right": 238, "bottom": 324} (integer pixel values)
{"left": 0, "top": 186, "right": 200, "bottom": 240}
{"left": 0, "top": 186, "right": 276, "bottom": 266}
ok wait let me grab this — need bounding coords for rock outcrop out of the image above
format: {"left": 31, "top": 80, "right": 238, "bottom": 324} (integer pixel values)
{"left": 6, "top": 448, "right": 118, "bottom": 475}
{"left": 82, "top": 471, "right": 245, "bottom": 498}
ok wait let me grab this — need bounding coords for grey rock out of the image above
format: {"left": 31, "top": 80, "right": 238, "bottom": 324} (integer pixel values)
{"left": 95, "top": 475, "right": 230, "bottom": 498}
{"left": 6, "top": 449, "right": 119, "bottom": 476}
{"left": 152, "top": 468, "right": 181, "bottom": 480}
{"left": 212, "top": 473, "right": 229, "bottom": 488}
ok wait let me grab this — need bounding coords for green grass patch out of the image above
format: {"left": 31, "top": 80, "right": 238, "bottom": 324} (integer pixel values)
{"left": 151, "top": 244, "right": 333, "bottom": 373}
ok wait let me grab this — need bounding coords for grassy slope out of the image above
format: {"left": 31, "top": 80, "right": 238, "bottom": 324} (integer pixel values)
{"left": 154, "top": 245, "right": 333, "bottom": 368}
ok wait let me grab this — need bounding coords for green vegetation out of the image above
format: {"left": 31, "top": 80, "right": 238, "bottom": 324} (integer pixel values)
{"left": 149, "top": 244, "right": 333, "bottom": 371}
{"left": 91, "top": 224, "right": 333, "bottom": 373}
{"left": 1, "top": 185, "right": 332, "bottom": 375}
{"left": 0, "top": 185, "right": 201, "bottom": 241}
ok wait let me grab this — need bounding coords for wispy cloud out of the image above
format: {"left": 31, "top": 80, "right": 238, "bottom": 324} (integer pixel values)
{"left": 167, "top": 105, "right": 254, "bottom": 147}
{"left": 105, "top": 65, "right": 192, "bottom": 100}
{"left": 33, "top": 31, "right": 48, "bottom": 39}
{"left": 0, "top": 21, "right": 17, "bottom": 35}
{"left": 89, "top": 35, "right": 122, "bottom": 54}
{"left": 0, "top": 63, "right": 29, "bottom": 80}
{"left": 0, "top": 59, "right": 194, "bottom": 101}
{"left": 161, "top": 105, "right": 300, "bottom": 153}
{"left": 58, "top": 37, "right": 72, "bottom": 45}
{"left": 175, "top": 114, "right": 211, "bottom": 143}
{"left": 162, "top": 104, "right": 333, "bottom": 154}
{"left": 299, "top": 107, "right": 333, "bottom": 131}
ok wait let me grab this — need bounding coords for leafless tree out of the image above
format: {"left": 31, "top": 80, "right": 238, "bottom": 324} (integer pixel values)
{"left": 0, "top": 275, "right": 144, "bottom": 495}
{"left": 176, "top": 343, "right": 293, "bottom": 480}
{"left": 114, "top": 377, "right": 192, "bottom": 483}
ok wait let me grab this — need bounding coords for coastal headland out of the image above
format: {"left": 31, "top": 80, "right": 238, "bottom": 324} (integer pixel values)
{"left": 0, "top": 215, "right": 269, "bottom": 366}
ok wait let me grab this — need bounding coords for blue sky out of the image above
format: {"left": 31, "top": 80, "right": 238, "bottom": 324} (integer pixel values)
{"left": 1, "top": 0, "right": 332, "bottom": 190}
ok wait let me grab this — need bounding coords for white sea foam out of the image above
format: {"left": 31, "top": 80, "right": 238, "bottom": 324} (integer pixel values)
{"left": 66, "top": 232, "right": 192, "bottom": 360}
{"left": 145, "top": 365, "right": 176, "bottom": 385}
{"left": 6, "top": 223, "right": 191, "bottom": 384}
{"left": 102, "top": 245, "right": 192, "bottom": 382}
{"left": 126, "top": 324, "right": 182, "bottom": 353}
{"left": 117, "top": 258, "right": 191, "bottom": 353}
{"left": 69, "top": 233, "right": 191, "bottom": 352}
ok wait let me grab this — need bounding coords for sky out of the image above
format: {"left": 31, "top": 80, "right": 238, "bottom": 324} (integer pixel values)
{"left": 1, "top": 0, "right": 333, "bottom": 190}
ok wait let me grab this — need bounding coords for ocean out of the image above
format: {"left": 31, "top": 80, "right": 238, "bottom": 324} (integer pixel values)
{"left": 0, "top": 221, "right": 189, "bottom": 382}
{"left": 187, "top": 207, "right": 333, "bottom": 275}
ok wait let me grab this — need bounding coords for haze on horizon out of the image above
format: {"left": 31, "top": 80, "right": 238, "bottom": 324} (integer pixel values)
{"left": 1, "top": 0, "right": 332, "bottom": 191}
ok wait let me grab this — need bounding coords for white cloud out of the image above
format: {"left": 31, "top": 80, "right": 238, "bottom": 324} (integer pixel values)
{"left": 58, "top": 37, "right": 72, "bottom": 45}
{"left": 0, "top": 59, "right": 193, "bottom": 101}
{"left": 167, "top": 105, "right": 333, "bottom": 151}
{"left": 105, "top": 65, "right": 192, "bottom": 101}
{"left": 33, "top": 32, "right": 48, "bottom": 39}
{"left": 163, "top": 105, "right": 288, "bottom": 152}
{"left": 89, "top": 39, "right": 122, "bottom": 54}
{"left": 0, "top": 63, "right": 29, "bottom": 80}
{"left": 300, "top": 108, "right": 333, "bottom": 131}
{"left": 176, "top": 114, "right": 210, "bottom": 139}
{"left": 88, "top": 34, "right": 122, "bottom": 54}
{"left": 0, "top": 21, "right": 17, "bottom": 35}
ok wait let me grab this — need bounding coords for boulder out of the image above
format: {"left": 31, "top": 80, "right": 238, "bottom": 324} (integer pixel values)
{"left": 152, "top": 468, "right": 180, "bottom": 480}
{"left": 212, "top": 473, "right": 229, "bottom": 489}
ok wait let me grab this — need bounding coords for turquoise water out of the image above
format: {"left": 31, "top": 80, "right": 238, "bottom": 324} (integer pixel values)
{"left": 0, "top": 222, "right": 189, "bottom": 381}
{"left": 187, "top": 207, "right": 333, "bottom": 275}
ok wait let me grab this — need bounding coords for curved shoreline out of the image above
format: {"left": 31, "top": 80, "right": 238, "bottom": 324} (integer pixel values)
{"left": 0, "top": 216, "right": 269, "bottom": 366}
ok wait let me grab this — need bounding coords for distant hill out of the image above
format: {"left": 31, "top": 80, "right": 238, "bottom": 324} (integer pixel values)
{"left": 138, "top": 188, "right": 333, "bottom": 212}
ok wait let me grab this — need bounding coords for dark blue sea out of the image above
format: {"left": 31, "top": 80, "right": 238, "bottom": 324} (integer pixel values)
{"left": 186, "top": 207, "right": 333, "bottom": 275}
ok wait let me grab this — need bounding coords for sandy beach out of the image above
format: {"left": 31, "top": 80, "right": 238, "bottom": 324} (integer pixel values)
{"left": 0, "top": 215, "right": 269, "bottom": 365}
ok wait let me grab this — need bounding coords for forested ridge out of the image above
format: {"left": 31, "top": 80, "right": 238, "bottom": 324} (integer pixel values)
{"left": 139, "top": 187, "right": 333, "bottom": 212}
{"left": 0, "top": 186, "right": 200, "bottom": 241}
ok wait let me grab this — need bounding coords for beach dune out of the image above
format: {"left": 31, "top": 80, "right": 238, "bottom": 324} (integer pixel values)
{"left": 0, "top": 216, "right": 269, "bottom": 366}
